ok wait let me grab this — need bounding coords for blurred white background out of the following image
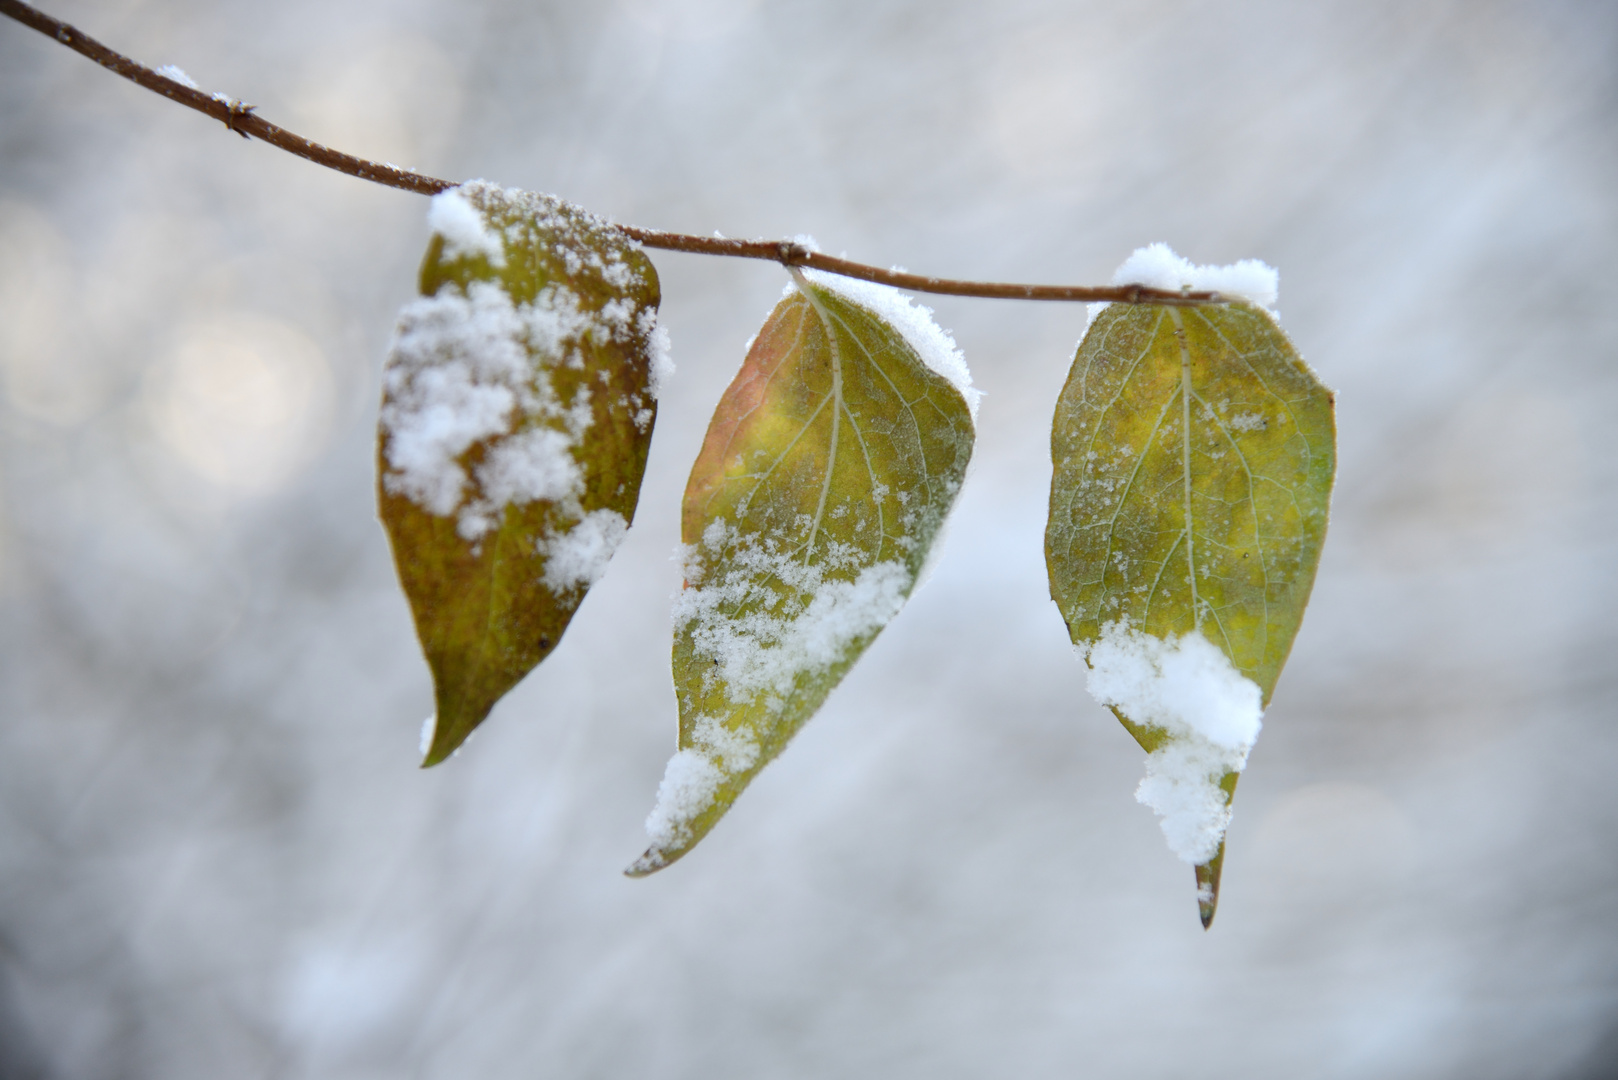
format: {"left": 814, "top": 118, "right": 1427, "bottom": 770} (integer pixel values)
{"left": 1, "top": 1, "right": 1616, "bottom": 1077}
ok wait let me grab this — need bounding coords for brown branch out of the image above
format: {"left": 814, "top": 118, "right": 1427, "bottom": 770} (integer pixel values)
{"left": 0, "top": 0, "right": 450, "bottom": 195}
{"left": 0, "top": 0, "right": 1223, "bottom": 306}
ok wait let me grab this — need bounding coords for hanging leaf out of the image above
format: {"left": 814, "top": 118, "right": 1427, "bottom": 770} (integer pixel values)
{"left": 378, "top": 181, "right": 672, "bottom": 766}
{"left": 1045, "top": 267, "right": 1334, "bottom": 927}
{"left": 627, "top": 270, "right": 978, "bottom": 876}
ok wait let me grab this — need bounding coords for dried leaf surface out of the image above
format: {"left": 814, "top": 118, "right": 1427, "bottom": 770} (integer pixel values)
{"left": 378, "top": 182, "right": 666, "bottom": 765}
{"left": 629, "top": 274, "right": 974, "bottom": 874}
{"left": 1046, "top": 300, "right": 1335, "bottom": 924}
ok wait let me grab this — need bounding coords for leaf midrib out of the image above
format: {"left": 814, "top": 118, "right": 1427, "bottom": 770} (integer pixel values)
{"left": 795, "top": 278, "right": 843, "bottom": 565}
{"left": 1171, "top": 308, "right": 1200, "bottom": 630}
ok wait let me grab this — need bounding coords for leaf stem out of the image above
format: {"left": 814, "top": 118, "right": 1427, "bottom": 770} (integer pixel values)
{"left": 1, "top": 0, "right": 1224, "bottom": 307}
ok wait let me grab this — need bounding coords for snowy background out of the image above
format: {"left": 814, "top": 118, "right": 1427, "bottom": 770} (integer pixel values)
{"left": 2, "top": 0, "right": 1616, "bottom": 1076}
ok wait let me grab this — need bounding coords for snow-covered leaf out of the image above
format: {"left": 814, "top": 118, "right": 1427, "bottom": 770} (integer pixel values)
{"left": 1046, "top": 289, "right": 1334, "bottom": 926}
{"left": 378, "top": 182, "right": 670, "bottom": 766}
{"left": 628, "top": 270, "right": 977, "bottom": 875}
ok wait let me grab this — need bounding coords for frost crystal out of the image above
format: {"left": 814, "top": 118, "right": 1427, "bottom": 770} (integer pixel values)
{"left": 1087, "top": 243, "right": 1280, "bottom": 328}
{"left": 1084, "top": 621, "right": 1264, "bottom": 864}
{"left": 797, "top": 268, "right": 981, "bottom": 419}
{"left": 155, "top": 65, "right": 199, "bottom": 90}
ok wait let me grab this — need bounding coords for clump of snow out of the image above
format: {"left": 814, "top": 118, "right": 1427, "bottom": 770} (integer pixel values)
{"left": 539, "top": 509, "right": 629, "bottom": 592}
{"left": 1114, "top": 243, "right": 1278, "bottom": 307}
{"left": 1084, "top": 621, "right": 1264, "bottom": 865}
{"left": 641, "top": 750, "right": 721, "bottom": 852}
{"left": 465, "top": 426, "right": 586, "bottom": 538}
{"left": 1087, "top": 243, "right": 1279, "bottom": 328}
{"left": 381, "top": 280, "right": 592, "bottom": 541}
{"left": 639, "top": 308, "right": 674, "bottom": 399}
{"left": 796, "top": 268, "right": 981, "bottom": 420}
{"left": 637, "top": 523, "right": 915, "bottom": 855}
{"left": 155, "top": 65, "right": 198, "bottom": 90}
{"left": 641, "top": 714, "right": 763, "bottom": 853}
{"left": 419, "top": 715, "right": 436, "bottom": 756}
{"left": 428, "top": 189, "right": 507, "bottom": 267}
{"left": 382, "top": 181, "right": 665, "bottom": 559}
{"left": 677, "top": 521, "right": 911, "bottom": 707}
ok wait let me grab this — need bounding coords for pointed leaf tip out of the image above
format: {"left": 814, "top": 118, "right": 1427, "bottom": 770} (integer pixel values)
{"left": 1196, "top": 843, "right": 1225, "bottom": 929}
{"left": 630, "top": 273, "right": 976, "bottom": 871}
{"left": 379, "top": 182, "right": 667, "bottom": 764}
{"left": 622, "top": 849, "right": 665, "bottom": 878}
{"left": 1046, "top": 292, "right": 1335, "bottom": 920}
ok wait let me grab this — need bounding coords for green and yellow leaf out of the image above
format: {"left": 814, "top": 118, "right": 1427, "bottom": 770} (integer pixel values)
{"left": 627, "top": 270, "right": 977, "bottom": 875}
{"left": 1046, "top": 289, "right": 1334, "bottom": 926}
{"left": 378, "top": 181, "right": 669, "bottom": 766}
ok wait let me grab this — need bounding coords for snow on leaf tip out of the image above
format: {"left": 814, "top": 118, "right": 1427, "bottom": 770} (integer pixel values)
{"left": 627, "top": 270, "right": 976, "bottom": 875}
{"left": 1045, "top": 248, "right": 1335, "bottom": 926}
{"left": 378, "top": 181, "right": 667, "bottom": 766}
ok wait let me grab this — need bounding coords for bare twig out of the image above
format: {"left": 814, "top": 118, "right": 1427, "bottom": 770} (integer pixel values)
{"left": 1, "top": 0, "right": 1224, "bottom": 306}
